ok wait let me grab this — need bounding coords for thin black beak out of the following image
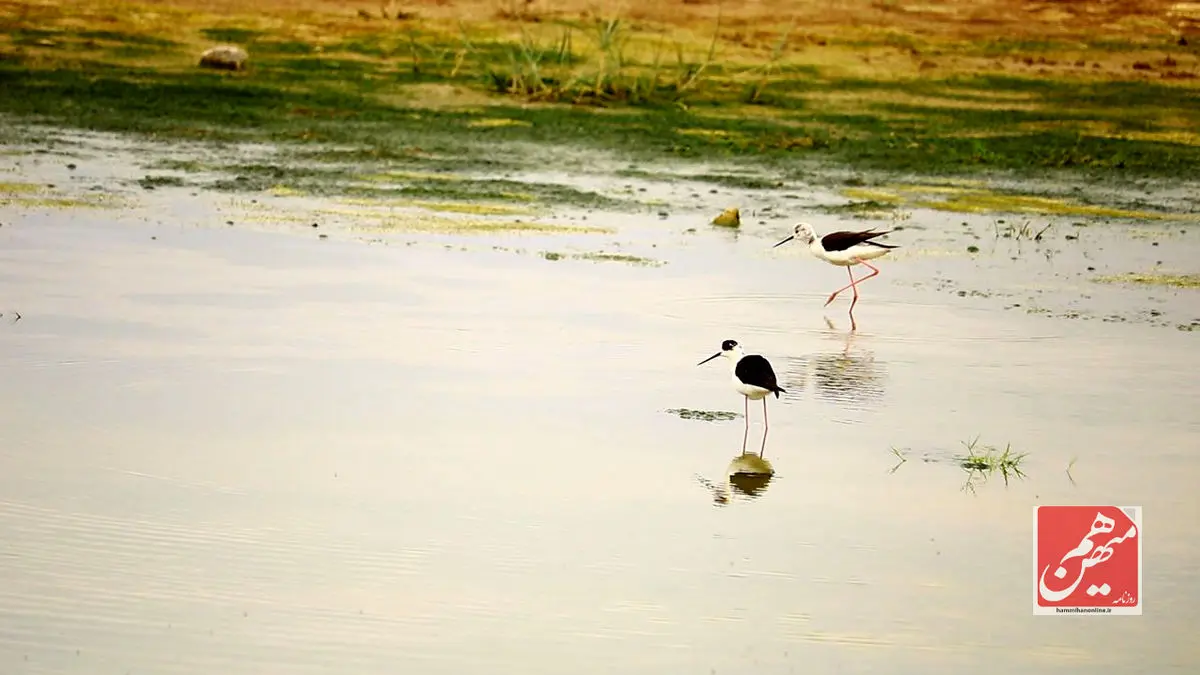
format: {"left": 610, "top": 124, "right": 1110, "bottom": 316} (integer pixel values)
{"left": 772, "top": 235, "right": 795, "bottom": 248}
{"left": 697, "top": 352, "right": 722, "bottom": 366}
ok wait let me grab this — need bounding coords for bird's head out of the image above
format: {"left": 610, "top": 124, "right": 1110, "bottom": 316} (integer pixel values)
{"left": 773, "top": 222, "right": 817, "bottom": 248}
{"left": 697, "top": 339, "right": 743, "bottom": 366}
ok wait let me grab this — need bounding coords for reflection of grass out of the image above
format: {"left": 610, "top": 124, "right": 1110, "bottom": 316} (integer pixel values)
{"left": 346, "top": 215, "right": 607, "bottom": 235}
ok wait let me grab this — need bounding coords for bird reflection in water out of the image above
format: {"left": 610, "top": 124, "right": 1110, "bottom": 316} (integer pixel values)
{"left": 696, "top": 446, "right": 775, "bottom": 507}
{"left": 779, "top": 318, "right": 888, "bottom": 410}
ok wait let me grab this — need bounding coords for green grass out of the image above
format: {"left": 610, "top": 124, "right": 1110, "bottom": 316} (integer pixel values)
{"left": 2, "top": 15, "right": 1200, "bottom": 193}
{"left": 956, "top": 436, "right": 1028, "bottom": 492}
{"left": 78, "top": 30, "right": 181, "bottom": 47}
{"left": 887, "top": 437, "right": 1029, "bottom": 492}
{"left": 3, "top": 56, "right": 1197, "bottom": 177}
{"left": 199, "top": 27, "right": 263, "bottom": 43}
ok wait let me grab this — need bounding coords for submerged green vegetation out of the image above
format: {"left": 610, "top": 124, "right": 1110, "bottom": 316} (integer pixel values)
{"left": 889, "top": 436, "right": 1029, "bottom": 493}
{"left": 2, "top": 0, "right": 1199, "bottom": 199}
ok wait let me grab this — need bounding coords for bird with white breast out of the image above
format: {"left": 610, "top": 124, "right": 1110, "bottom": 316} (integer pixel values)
{"left": 698, "top": 339, "right": 785, "bottom": 453}
{"left": 773, "top": 221, "right": 898, "bottom": 322}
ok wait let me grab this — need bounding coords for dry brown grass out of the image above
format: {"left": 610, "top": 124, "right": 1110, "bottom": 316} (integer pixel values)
{"left": 6, "top": 0, "right": 1198, "bottom": 85}
{"left": 112, "top": 0, "right": 1193, "bottom": 39}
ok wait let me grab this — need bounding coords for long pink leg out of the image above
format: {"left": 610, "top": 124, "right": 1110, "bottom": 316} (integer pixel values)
{"left": 742, "top": 396, "right": 749, "bottom": 453}
{"left": 760, "top": 398, "right": 769, "bottom": 456}
{"left": 824, "top": 260, "right": 882, "bottom": 306}
{"left": 848, "top": 270, "right": 861, "bottom": 314}
{"left": 825, "top": 266, "right": 856, "bottom": 307}
{"left": 848, "top": 260, "right": 882, "bottom": 326}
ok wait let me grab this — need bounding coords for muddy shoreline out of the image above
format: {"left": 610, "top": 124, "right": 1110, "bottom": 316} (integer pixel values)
{"left": 3, "top": 124, "right": 1197, "bottom": 333}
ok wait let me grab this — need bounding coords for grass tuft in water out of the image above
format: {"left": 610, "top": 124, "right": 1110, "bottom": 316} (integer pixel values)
{"left": 888, "top": 437, "right": 1029, "bottom": 492}
{"left": 993, "top": 218, "right": 1053, "bottom": 241}
{"left": 957, "top": 436, "right": 1028, "bottom": 493}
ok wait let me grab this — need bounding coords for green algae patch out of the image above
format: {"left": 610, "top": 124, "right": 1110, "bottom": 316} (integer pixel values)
{"left": 1093, "top": 273, "right": 1200, "bottom": 289}
{"left": 542, "top": 251, "right": 666, "bottom": 267}
{"left": 333, "top": 197, "right": 540, "bottom": 217}
{"left": 915, "top": 192, "right": 1194, "bottom": 219}
{"left": 0, "top": 181, "right": 45, "bottom": 195}
{"left": 573, "top": 252, "right": 667, "bottom": 265}
{"left": 238, "top": 212, "right": 326, "bottom": 225}
{"left": 409, "top": 200, "right": 537, "bottom": 216}
{"left": 843, "top": 183, "right": 1200, "bottom": 220}
{"left": 327, "top": 211, "right": 612, "bottom": 235}
{"left": 0, "top": 181, "right": 126, "bottom": 209}
{"left": 883, "top": 180, "right": 990, "bottom": 193}
{"left": 841, "top": 187, "right": 906, "bottom": 204}
{"left": 358, "top": 171, "right": 466, "bottom": 183}
{"left": 0, "top": 195, "right": 124, "bottom": 209}
{"left": 666, "top": 408, "right": 741, "bottom": 422}
{"left": 137, "top": 175, "right": 186, "bottom": 189}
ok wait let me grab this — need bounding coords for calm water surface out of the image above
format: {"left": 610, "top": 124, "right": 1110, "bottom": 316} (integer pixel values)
{"left": 1, "top": 203, "right": 1198, "bottom": 674}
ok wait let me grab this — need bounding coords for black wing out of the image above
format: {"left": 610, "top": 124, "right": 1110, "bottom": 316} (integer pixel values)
{"left": 821, "top": 228, "right": 897, "bottom": 252}
{"left": 735, "top": 355, "right": 787, "bottom": 397}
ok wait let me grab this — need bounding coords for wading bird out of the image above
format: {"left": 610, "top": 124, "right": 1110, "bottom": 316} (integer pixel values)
{"left": 773, "top": 222, "right": 897, "bottom": 324}
{"left": 698, "top": 339, "right": 786, "bottom": 452}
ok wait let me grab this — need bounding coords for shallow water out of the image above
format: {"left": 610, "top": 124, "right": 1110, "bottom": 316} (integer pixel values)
{"left": 2, "top": 135, "right": 1199, "bottom": 674}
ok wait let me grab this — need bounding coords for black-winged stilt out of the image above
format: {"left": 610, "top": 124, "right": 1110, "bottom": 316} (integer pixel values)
{"left": 773, "top": 222, "right": 898, "bottom": 322}
{"left": 698, "top": 339, "right": 786, "bottom": 452}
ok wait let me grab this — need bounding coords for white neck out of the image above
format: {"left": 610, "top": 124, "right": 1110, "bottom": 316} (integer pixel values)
{"left": 724, "top": 346, "right": 745, "bottom": 368}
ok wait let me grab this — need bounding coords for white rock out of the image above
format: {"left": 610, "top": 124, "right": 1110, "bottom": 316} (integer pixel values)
{"left": 199, "top": 45, "right": 248, "bottom": 71}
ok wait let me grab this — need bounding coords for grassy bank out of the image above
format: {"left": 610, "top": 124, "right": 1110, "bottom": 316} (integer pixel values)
{"left": 2, "top": 0, "right": 1199, "bottom": 184}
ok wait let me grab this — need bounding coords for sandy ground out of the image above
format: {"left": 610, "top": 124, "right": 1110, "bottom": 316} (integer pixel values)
{"left": 1, "top": 129, "right": 1199, "bottom": 674}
